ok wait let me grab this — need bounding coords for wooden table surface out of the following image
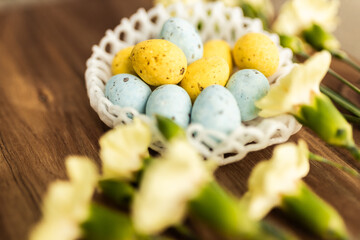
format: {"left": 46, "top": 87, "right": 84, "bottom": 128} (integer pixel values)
{"left": 0, "top": 0, "right": 359, "bottom": 239}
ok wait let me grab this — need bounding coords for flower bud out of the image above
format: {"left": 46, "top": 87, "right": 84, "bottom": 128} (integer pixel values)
{"left": 281, "top": 182, "right": 349, "bottom": 240}
{"left": 295, "top": 93, "right": 354, "bottom": 148}
{"left": 303, "top": 24, "right": 340, "bottom": 52}
{"left": 82, "top": 203, "right": 137, "bottom": 240}
{"left": 156, "top": 114, "right": 186, "bottom": 141}
{"left": 279, "top": 34, "right": 306, "bottom": 55}
{"left": 189, "top": 181, "right": 295, "bottom": 239}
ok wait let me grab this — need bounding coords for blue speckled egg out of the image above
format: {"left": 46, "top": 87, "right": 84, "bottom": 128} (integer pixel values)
{"left": 226, "top": 69, "right": 270, "bottom": 122}
{"left": 191, "top": 85, "right": 241, "bottom": 135}
{"left": 105, "top": 73, "right": 152, "bottom": 113}
{"left": 160, "top": 18, "right": 203, "bottom": 64}
{"left": 146, "top": 84, "right": 192, "bottom": 128}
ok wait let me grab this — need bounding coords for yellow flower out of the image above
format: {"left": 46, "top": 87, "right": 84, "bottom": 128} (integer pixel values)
{"left": 30, "top": 157, "right": 98, "bottom": 240}
{"left": 256, "top": 51, "right": 331, "bottom": 117}
{"left": 99, "top": 118, "right": 151, "bottom": 180}
{"left": 243, "top": 140, "right": 309, "bottom": 220}
{"left": 272, "top": 0, "right": 339, "bottom": 36}
{"left": 132, "top": 140, "right": 213, "bottom": 234}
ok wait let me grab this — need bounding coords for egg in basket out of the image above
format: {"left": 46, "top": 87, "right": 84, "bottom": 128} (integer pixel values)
{"left": 85, "top": 2, "right": 301, "bottom": 165}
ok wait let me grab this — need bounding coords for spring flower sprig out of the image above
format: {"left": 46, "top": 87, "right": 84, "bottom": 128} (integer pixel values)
{"left": 273, "top": 0, "right": 360, "bottom": 73}
{"left": 273, "top": 0, "right": 360, "bottom": 96}
{"left": 30, "top": 123, "right": 162, "bottom": 240}
{"left": 242, "top": 140, "right": 350, "bottom": 240}
{"left": 256, "top": 51, "right": 360, "bottom": 160}
{"left": 99, "top": 118, "right": 151, "bottom": 181}
{"left": 30, "top": 157, "right": 99, "bottom": 240}
{"left": 133, "top": 116, "right": 297, "bottom": 239}
{"left": 31, "top": 117, "right": 298, "bottom": 240}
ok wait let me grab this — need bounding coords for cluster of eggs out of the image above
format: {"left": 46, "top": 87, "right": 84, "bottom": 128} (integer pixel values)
{"left": 106, "top": 17, "right": 279, "bottom": 134}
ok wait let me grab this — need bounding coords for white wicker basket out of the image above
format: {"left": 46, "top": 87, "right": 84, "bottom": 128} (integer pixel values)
{"left": 85, "top": 2, "right": 301, "bottom": 165}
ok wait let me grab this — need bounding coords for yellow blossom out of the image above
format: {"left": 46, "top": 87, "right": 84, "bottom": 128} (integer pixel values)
{"left": 132, "top": 140, "right": 213, "bottom": 234}
{"left": 99, "top": 118, "right": 151, "bottom": 180}
{"left": 272, "top": 0, "right": 339, "bottom": 36}
{"left": 30, "top": 157, "right": 98, "bottom": 240}
{"left": 256, "top": 51, "right": 331, "bottom": 117}
{"left": 243, "top": 140, "right": 309, "bottom": 220}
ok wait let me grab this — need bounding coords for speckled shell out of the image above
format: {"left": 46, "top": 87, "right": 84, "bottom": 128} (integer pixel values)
{"left": 226, "top": 69, "right": 270, "bottom": 122}
{"left": 203, "top": 39, "right": 233, "bottom": 73}
{"left": 111, "top": 46, "right": 137, "bottom": 75}
{"left": 105, "top": 73, "right": 152, "bottom": 113}
{"left": 180, "top": 56, "right": 230, "bottom": 102}
{"left": 160, "top": 17, "right": 203, "bottom": 64}
{"left": 130, "top": 39, "right": 187, "bottom": 86}
{"left": 146, "top": 84, "right": 192, "bottom": 128}
{"left": 191, "top": 85, "right": 241, "bottom": 135}
{"left": 233, "top": 33, "right": 279, "bottom": 77}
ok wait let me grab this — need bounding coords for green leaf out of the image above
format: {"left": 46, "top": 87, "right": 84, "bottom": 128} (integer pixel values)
{"left": 81, "top": 203, "right": 136, "bottom": 240}
{"left": 99, "top": 179, "right": 135, "bottom": 206}
{"left": 281, "top": 182, "right": 349, "bottom": 240}
{"left": 155, "top": 115, "right": 186, "bottom": 141}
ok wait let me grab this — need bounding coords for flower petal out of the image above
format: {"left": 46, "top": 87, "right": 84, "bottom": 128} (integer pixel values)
{"left": 132, "top": 140, "right": 213, "bottom": 234}
{"left": 273, "top": 0, "right": 339, "bottom": 36}
{"left": 256, "top": 51, "right": 331, "bottom": 117}
{"left": 30, "top": 157, "right": 98, "bottom": 240}
{"left": 244, "top": 140, "right": 309, "bottom": 220}
{"left": 99, "top": 118, "right": 151, "bottom": 180}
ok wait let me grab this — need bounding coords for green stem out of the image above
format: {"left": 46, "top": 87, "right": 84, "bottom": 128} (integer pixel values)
{"left": 320, "top": 85, "right": 360, "bottom": 117}
{"left": 308, "top": 152, "right": 360, "bottom": 178}
{"left": 173, "top": 225, "right": 198, "bottom": 240}
{"left": 298, "top": 52, "right": 360, "bottom": 95}
{"left": 342, "top": 56, "right": 360, "bottom": 72}
{"left": 346, "top": 145, "right": 360, "bottom": 161}
{"left": 343, "top": 114, "right": 360, "bottom": 125}
{"left": 333, "top": 51, "right": 360, "bottom": 73}
{"left": 328, "top": 69, "right": 360, "bottom": 95}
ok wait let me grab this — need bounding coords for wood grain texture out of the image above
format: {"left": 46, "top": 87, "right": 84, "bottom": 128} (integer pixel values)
{"left": 0, "top": 0, "right": 359, "bottom": 240}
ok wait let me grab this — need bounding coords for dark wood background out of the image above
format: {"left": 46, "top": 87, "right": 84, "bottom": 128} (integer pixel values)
{"left": 0, "top": 0, "right": 359, "bottom": 239}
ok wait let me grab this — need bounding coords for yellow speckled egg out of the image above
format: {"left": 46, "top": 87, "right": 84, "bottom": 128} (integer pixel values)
{"left": 233, "top": 33, "right": 279, "bottom": 77}
{"left": 180, "top": 56, "right": 230, "bottom": 102}
{"left": 203, "top": 40, "right": 233, "bottom": 73}
{"left": 130, "top": 39, "right": 187, "bottom": 86}
{"left": 111, "top": 46, "right": 137, "bottom": 75}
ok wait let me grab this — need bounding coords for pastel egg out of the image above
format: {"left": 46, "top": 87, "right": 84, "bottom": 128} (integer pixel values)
{"left": 191, "top": 85, "right": 241, "bottom": 135}
{"left": 180, "top": 56, "right": 230, "bottom": 102}
{"left": 146, "top": 84, "right": 192, "bottom": 128}
{"left": 203, "top": 39, "right": 233, "bottom": 73}
{"left": 105, "top": 73, "right": 152, "bottom": 113}
{"left": 226, "top": 69, "right": 270, "bottom": 122}
{"left": 160, "top": 18, "right": 203, "bottom": 64}
{"left": 111, "top": 46, "right": 136, "bottom": 75}
{"left": 233, "top": 33, "right": 279, "bottom": 77}
{"left": 130, "top": 39, "right": 187, "bottom": 86}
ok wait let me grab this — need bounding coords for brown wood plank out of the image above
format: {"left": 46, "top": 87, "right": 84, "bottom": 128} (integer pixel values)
{"left": 0, "top": 0, "right": 359, "bottom": 240}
